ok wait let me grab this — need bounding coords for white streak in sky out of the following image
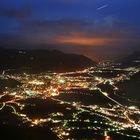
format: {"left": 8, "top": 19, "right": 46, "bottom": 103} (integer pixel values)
{"left": 97, "top": 4, "right": 109, "bottom": 11}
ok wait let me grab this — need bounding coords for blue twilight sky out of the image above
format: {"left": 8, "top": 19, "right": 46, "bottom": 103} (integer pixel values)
{"left": 0, "top": 0, "right": 140, "bottom": 60}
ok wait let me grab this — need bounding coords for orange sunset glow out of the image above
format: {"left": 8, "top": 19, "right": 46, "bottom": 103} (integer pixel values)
{"left": 51, "top": 33, "right": 137, "bottom": 47}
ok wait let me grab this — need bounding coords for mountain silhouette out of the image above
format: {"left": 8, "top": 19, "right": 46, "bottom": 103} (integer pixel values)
{"left": 0, "top": 48, "right": 96, "bottom": 73}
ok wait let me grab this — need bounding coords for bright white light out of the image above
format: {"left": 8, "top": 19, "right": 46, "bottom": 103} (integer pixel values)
{"left": 28, "top": 80, "right": 44, "bottom": 85}
{"left": 59, "top": 79, "right": 65, "bottom": 84}
{"left": 102, "top": 92, "right": 108, "bottom": 96}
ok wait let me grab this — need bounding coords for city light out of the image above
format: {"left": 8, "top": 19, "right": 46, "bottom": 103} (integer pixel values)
{"left": 0, "top": 63, "right": 140, "bottom": 139}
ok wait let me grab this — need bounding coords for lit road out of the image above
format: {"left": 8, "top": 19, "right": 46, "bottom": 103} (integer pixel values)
{"left": 0, "top": 63, "right": 140, "bottom": 139}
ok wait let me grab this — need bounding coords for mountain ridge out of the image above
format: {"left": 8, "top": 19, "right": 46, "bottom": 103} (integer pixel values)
{"left": 0, "top": 48, "right": 96, "bottom": 73}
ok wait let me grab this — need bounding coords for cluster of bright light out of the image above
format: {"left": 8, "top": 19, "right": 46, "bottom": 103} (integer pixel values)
{"left": 47, "top": 86, "right": 59, "bottom": 96}
{"left": 0, "top": 64, "right": 140, "bottom": 139}
{"left": 28, "top": 80, "right": 44, "bottom": 85}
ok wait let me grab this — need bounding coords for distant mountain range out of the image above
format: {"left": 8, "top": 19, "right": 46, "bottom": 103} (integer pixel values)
{"left": 117, "top": 51, "right": 140, "bottom": 67}
{"left": 0, "top": 48, "right": 96, "bottom": 73}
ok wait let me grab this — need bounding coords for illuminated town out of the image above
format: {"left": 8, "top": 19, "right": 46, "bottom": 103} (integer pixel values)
{"left": 1, "top": 0, "right": 140, "bottom": 139}
{"left": 0, "top": 61, "right": 140, "bottom": 140}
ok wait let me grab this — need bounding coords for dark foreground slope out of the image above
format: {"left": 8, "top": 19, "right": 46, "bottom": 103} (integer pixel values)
{"left": 0, "top": 126, "right": 60, "bottom": 140}
{"left": 117, "top": 71, "right": 140, "bottom": 102}
{"left": 0, "top": 48, "right": 96, "bottom": 73}
{"left": 117, "top": 51, "right": 140, "bottom": 67}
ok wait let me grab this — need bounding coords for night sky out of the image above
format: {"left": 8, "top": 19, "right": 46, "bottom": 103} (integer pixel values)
{"left": 0, "top": 0, "right": 140, "bottom": 60}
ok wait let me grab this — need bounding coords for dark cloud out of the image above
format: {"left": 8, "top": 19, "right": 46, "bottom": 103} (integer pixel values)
{"left": 1, "top": 18, "right": 140, "bottom": 47}
{"left": 18, "top": 18, "right": 140, "bottom": 43}
{"left": 20, "top": 19, "right": 89, "bottom": 34}
{"left": 0, "top": 7, "right": 32, "bottom": 19}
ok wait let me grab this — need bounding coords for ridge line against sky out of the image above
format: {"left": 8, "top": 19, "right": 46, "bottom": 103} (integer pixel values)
{"left": 0, "top": 0, "right": 140, "bottom": 60}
